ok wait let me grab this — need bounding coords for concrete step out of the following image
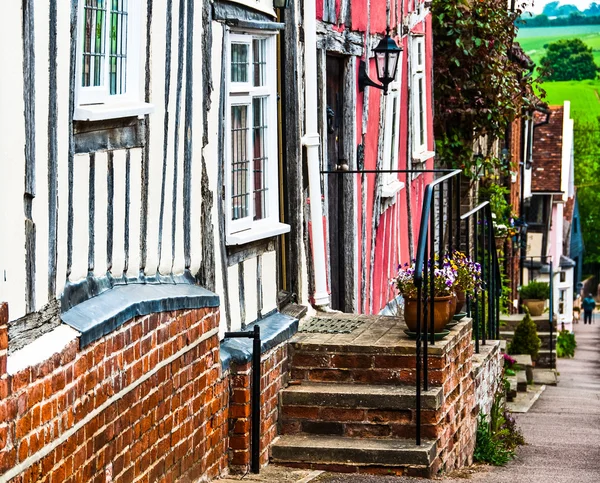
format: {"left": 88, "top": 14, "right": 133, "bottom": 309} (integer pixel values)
{"left": 516, "top": 371, "right": 528, "bottom": 392}
{"left": 270, "top": 434, "right": 437, "bottom": 477}
{"left": 506, "top": 375, "right": 517, "bottom": 401}
{"left": 280, "top": 382, "right": 443, "bottom": 440}
{"left": 535, "top": 349, "right": 557, "bottom": 369}
{"left": 532, "top": 368, "right": 558, "bottom": 386}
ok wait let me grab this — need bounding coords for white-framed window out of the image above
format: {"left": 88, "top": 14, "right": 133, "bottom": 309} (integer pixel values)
{"left": 74, "top": 0, "right": 153, "bottom": 121}
{"left": 410, "top": 35, "right": 432, "bottom": 161}
{"left": 225, "top": 31, "right": 289, "bottom": 245}
{"left": 381, "top": 79, "right": 404, "bottom": 198}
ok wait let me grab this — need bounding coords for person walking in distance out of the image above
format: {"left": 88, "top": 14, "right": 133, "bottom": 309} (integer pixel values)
{"left": 582, "top": 293, "right": 596, "bottom": 324}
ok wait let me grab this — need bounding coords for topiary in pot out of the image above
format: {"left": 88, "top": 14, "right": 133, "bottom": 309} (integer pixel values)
{"left": 519, "top": 280, "right": 549, "bottom": 316}
{"left": 508, "top": 308, "right": 541, "bottom": 361}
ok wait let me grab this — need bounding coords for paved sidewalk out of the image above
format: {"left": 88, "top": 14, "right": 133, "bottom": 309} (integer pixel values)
{"left": 313, "top": 321, "right": 600, "bottom": 483}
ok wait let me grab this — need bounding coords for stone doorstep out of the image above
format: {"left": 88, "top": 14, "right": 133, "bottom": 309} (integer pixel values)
{"left": 291, "top": 319, "right": 473, "bottom": 357}
{"left": 532, "top": 368, "right": 558, "bottom": 386}
{"left": 499, "top": 316, "right": 556, "bottom": 331}
{"left": 270, "top": 434, "right": 436, "bottom": 468}
{"left": 499, "top": 331, "right": 557, "bottom": 344}
{"left": 281, "top": 382, "right": 443, "bottom": 411}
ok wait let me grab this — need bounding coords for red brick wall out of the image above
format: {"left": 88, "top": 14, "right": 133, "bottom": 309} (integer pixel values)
{"left": 228, "top": 343, "right": 289, "bottom": 471}
{"left": 0, "top": 304, "right": 229, "bottom": 483}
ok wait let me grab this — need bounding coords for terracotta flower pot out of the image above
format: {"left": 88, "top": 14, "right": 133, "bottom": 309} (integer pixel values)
{"left": 455, "top": 288, "right": 467, "bottom": 315}
{"left": 403, "top": 295, "right": 454, "bottom": 333}
{"left": 522, "top": 299, "right": 545, "bottom": 317}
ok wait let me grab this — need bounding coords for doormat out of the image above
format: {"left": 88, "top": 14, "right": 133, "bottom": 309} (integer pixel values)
{"left": 299, "top": 317, "right": 363, "bottom": 334}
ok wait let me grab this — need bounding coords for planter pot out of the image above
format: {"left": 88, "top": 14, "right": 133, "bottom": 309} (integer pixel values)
{"left": 455, "top": 289, "right": 467, "bottom": 315}
{"left": 522, "top": 299, "right": 545, "bottom": 317}
{"left": 403, "top": 295, "right": 454, "bottom": 333}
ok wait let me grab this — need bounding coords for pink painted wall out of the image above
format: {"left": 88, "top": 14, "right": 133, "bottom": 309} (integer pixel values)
{"left": 318, "top": 0, "right": 434, "bottom": 314}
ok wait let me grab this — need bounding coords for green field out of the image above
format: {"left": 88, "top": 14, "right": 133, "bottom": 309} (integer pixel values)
{"left": 541, "top": 80, "right": 600, "bottom": 122}
{"left": 517, "top": 25, "right": 600, "bottom": 124}
{"left": 517, "top": 25, "right": 600, "bottom": 70}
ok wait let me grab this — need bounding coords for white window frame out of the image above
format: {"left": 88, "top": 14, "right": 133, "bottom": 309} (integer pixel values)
{"left": 410, "top": 35, "right": 434, "bottom": 162}
{"left": 380, "top": 79, "right": 405, "bottom": 198}
{"left": 225, "top": 31, "right": 289, "bottom": 246}
{"left": 74, "top": 0, "right": 153, "bottom": 121}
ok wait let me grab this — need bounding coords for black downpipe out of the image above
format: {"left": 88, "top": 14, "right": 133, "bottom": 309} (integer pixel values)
{"left": 224, "top": 326, "right": 262, "bottom": 474}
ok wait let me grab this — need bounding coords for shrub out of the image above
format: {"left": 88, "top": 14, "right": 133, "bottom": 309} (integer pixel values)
{"left": 519, "top": 280, "right": 550, "bottom": 300}
{"left": 508, "top": 309, "right": 541, "bottom": 360}
{"left": 556, "top": 330, "right": 577, "bottom": 358}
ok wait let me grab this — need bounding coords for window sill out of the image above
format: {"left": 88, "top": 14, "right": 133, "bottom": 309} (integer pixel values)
{"left": 412, "top": 150, "right": 435, "bottom": 163}
{"left": 226, "top": 221, "right": 290, "bottom": 246}
{"left": 74, "top": 102, "right": 155, "bottom": 121}
{"left": 380, "top": 180, "right": 405, "bottom": 199}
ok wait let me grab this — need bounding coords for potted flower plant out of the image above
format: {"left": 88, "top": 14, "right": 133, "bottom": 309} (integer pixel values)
{"left": 446, "top": 251, "right": 483, "bottom": 314}
{"left": 519, "top": 280, "right": 549, "bottom": 317}
{"left": 394, "top": 260, "right": 456, "bottom": 333}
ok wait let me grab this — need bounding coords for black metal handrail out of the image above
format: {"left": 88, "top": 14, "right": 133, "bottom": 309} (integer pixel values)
{"left": 413, "top": 169, "right": 462, "bottom": 445}
{"left": 460, "top": 202, "right": 502, "bottom": 353}
{"left": 223, "top": 326, "right": 261, "bottom": 474}
{"left": 521, "top": 255, "right": 555, "bottom": 369}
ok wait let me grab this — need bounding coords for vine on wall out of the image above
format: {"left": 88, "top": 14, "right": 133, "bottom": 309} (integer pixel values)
{"left": 431, "top": 0, "right": 537, "bottom": 178}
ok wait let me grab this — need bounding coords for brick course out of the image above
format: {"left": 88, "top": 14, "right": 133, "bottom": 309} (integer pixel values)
{"left": 0, "top": 305, "right": 230, "bottom": 483}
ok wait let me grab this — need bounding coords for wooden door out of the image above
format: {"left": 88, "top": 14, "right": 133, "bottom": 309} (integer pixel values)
{"left": 326, "top": 55, "right": 347, "bottom": 311}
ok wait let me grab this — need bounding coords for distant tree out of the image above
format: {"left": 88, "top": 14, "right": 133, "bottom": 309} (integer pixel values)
{"left": 539, "top": 39, "right": 599, "bottom": 81}
{"left": 585, "top": 2, "right": 600, "bottom": 16}
{"left": 543, "top": 1, "right": 579, "bottom": 17}
{"left": 542, "top": 1, "right": 561, "bottom": 16}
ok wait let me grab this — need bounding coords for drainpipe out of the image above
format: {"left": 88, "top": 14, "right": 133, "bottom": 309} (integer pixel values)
{"left": 302, "top": 0, "right": 330, "bottom": 307}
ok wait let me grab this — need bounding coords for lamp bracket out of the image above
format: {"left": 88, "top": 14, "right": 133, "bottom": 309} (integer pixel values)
{"left": 358, "top": 60, "right": 386, "bottom": 94}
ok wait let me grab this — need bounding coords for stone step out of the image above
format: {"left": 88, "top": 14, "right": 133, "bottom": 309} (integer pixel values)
{"left": 499, "top": 331, "right": 557, "bottom": 346}
{"left": 280, "top": 383, "right": 444, "bottom": 440}
{"left": 282, "top": 382, "right": 443, "bottom": 410}
{"left": 270, "top": 434, "right": 437, "bottom": 477}
{"left": 499, "top": 314, "right": 556, "bottom": 331}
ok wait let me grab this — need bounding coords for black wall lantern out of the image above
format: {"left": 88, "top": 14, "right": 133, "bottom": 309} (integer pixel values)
{"left": 359, "top": 29, "right": 402, "bottom": 95}
{"left": 273, "top": 0, "right": 289, "bottom": 8}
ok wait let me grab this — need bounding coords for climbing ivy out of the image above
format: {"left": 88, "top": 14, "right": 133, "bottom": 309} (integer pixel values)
{"left": 431, "top": 0, "right": 537, "bottom": 177}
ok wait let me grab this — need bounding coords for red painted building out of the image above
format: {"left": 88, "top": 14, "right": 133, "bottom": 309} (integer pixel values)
{"left": 294, "top": 0, "right": 435, "bottom": 314}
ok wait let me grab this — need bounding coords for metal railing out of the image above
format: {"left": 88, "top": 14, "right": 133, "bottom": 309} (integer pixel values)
{"left": 413, "top": 180, "right": 502, "bottom": 445}
{"left": 413, "top": 169, "right": 462, "bottom": 445}
{"left": 460, "top": 202, "right": 502, "bottom": 353}
{"left": 521, "top": 255, "right": 555, "bottom": 370}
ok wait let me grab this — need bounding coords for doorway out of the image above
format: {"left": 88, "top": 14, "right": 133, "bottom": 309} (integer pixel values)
{"left": 325, "top": 55, "right": 350, "bottom": 312}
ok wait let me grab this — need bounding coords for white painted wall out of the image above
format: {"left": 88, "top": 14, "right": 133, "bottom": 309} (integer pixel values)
{"left": 1, "top": 2, "right": 285, "bottom": 340}
{"left": 0, "top": 1, "right": 27, "bottom": 318}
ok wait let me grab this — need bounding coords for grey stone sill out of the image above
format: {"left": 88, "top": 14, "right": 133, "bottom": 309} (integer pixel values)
{"left": 61, "top": 283, "right": 219, "bottom": 348}
{"left": 220, "top": 312, "right": 299, "bottom": 371}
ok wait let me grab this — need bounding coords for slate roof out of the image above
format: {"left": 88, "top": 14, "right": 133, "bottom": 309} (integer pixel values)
{"left": 532, "top": 106, "right": 563, "bottom": 193}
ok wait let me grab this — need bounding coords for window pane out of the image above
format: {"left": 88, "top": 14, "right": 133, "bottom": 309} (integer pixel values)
{"left": 253, "top": 97, "right": 268, "bottom": 220}
{"left": 231, "top": 43, "right": 249, "bottom": 83}
{"left": 231, "top": 105, "right": 250, "bottom": 220}
{"left": 418, "top": 77, "right": 425, "bottom": 147}
{"left": 253, "top": 39, "right": 267, "bottom": 87}
{"left": 417, "top": 40, "right": 423, "bottom": 67}
{"left": 109, "top": 0, "right": 128, "bottom": 95}
{"left": 82, "top": 0, "right": 107, "bottom": 88}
